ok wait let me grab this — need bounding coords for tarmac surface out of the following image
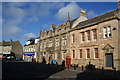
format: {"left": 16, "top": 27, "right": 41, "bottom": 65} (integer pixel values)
{"left": 2, "top": 61, "right": 120, "bottom": 80}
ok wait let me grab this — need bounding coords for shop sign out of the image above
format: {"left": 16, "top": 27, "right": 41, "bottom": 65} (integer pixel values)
{"left": 23, "top": 52, "right": 35, "bottom": 55}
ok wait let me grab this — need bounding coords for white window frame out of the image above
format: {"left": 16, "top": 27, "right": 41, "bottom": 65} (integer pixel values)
{"left": 103, "top": 27, "right": 107, "bottom": 38}
{"left": 56, "top": 38, "right": 59, "bottom": 47}
{"left": 62, "top": 37, "right": 67, "bottom": 46}
{"left": 71, "top": 34, "right": 75, "bottom": 43}
{"left": 49, "top": 39, "right": 52, "bottom": 47}
{"left": 81, "top": 32, "right": 85, "bottom": 42}
{"left": 79, "top": 49, "right": 82, "bottom": 59}
{"left": 44, "top": 41, "right": 46, "bottom": 48}
{"left": 107, "top": 26, "right": 112, "bottom": 38}
{"left": 72, "top": 50, "right": 75, "bottom": 59}
{"left": 40, "top": 43, "right": 42, "bottom": 49}
{"left": 86, "top": 49, "right": 90, "bottom": 59}
{"left": 94, "top": 48, "right": 99, "bottom": 59}
{"left": 92, "top": 29, "right": 97, "bottom": 40}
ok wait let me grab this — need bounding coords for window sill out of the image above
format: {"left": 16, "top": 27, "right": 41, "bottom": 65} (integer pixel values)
{"left": 94, "top": 58, "right": 99, "bottom": 59}
{"left": 103, "top": 37, "right": 112, "bottom": 39}
{"left": 86, "top": 58, "right": 90, "bottom": 59}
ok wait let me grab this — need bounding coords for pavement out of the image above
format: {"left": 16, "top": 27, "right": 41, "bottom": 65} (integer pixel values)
{"left": 2, "top": 61, "right": 120, "bottom": 80}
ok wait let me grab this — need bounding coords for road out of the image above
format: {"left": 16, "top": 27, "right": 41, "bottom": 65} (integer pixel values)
{"left": 2, "top": 61, "right": 120, "bottom": 80}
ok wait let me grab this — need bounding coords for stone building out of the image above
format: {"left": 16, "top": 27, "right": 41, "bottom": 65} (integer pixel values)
{"left": 0, "top": 40, "right": 23, "bottom": 60}
{"left": 23, "top": 37, "right": 39, "bottom": 62}
{"left": 39, "top": 2, "right": 120, "bottom": 70}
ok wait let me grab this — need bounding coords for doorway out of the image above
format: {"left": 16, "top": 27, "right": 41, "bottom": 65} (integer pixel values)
{"left": 105, "top": 53, "right": 113, "bottom": 68}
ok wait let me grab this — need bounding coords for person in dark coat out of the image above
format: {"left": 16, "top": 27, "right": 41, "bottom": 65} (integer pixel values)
{"left": 42, "top": 57, "right": 46, "bottom": 64}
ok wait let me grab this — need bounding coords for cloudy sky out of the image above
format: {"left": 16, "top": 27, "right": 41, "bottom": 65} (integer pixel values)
{"left": 2, "top": 2, "right": 117, "bottom": 46}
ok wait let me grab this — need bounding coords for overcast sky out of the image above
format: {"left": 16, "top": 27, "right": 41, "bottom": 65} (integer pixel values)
{"left": 2, "top": 2, "right": 118, "bottom": 46}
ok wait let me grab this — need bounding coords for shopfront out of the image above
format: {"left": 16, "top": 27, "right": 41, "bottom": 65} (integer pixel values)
{"left": 23, "top": 52, "right": 36, "bottom": 62}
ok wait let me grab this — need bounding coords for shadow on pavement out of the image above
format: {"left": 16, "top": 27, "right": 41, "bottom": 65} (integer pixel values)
{"left": 76, "top": 64, "right": 120, "bottom": 80}
{"left": 2, "top": 61, "right": 65, "bottom": 80}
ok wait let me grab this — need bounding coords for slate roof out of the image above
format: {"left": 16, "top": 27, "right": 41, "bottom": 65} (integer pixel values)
{"left": 75, "top": 9, "right": 118, "bottom": 28}
{"left": 24, "top": 38, "right": 35, "bottom": 46}
{"left": 0, "top": 40, "right": 20, "bottom": 46}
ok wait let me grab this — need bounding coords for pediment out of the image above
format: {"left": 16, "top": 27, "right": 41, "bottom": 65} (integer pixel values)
{"left": 102, "top": 44, "right": 114, "bottom": 53}
{"left": 103, "top": 44, "right": 114, "bottom": 50}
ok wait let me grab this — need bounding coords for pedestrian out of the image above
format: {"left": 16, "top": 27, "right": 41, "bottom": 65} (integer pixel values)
{"left": 42, "top": 57, "right": 46, "bottom": 64}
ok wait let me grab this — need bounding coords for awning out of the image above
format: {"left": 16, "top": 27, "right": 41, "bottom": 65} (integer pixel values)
{"left": 23, "top": 52, "right": 35, "bottom": 55}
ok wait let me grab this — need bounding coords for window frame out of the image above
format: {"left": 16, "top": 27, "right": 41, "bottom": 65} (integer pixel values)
{"left": 72, "top": 50, "right": 75, "bottom": 59}
{"left": 107, "top": 26, "right": 112, "bottom": 38}
{"left": 93, "top": 29, "right": 97, "bottom": 40}
{"left": 103, "top": 27, "right": 107, "bottom": 38}
{"left": 86, "top": 49, "right": 90, "bottom": 59}
{"left": 79, "top": 49, "right": 82, "bottom": 59}
{"left": 72, "top": 34, "right": 75, "bottom": 43}
{"left": 81, "top": 32, "right": 85, "bottom": 42}
{"left": 94, "top": 48, "right": 99, "bottom": 59}
{"left": 87, "top": 30, "right": 91, "bottom": 41}
{"left": 103, "top": 26, "right": 112, "bottom": 39}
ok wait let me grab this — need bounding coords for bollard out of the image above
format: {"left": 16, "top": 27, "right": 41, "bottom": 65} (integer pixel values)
{"left": 68, "top": 66, "right": 70, "bottom": 69}
{"left": 82, "top": 65, "right": 84, "bottom": 71}
{"left": 102, "top": 67, "right": 104, "bottom": 74}
{"left": 76, "top": 64, "right": 78, "bottom": 68}
{"left": 74, "top": 64, "right": 76, "bottom": 70}
{"left": 114, "top": 68, "right": 116, "bottom": 76}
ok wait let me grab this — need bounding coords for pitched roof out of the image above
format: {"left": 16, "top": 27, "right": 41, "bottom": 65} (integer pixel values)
{"left": 75, "top": 9, "right": 118, "bottom": 28}
{"left": 0, "top": 40, "right": 21, "bottom": 46}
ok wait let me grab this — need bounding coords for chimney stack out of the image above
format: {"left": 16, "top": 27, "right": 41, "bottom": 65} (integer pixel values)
{"left": 80, "top": 9, "right": 87, "bottom": 18}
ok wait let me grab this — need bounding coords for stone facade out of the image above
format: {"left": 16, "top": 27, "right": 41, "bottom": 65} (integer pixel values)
{"left": 0, "top": 40, "right": 23, "bottom": 60}
{"left": 23, "top": 38, "right": 39, "bottom": 62}
{"left": 39, "top": 3, "right": 120, "bottom": 70}
{"left": 39, "top": 14, "right": 71, "bottom": 64}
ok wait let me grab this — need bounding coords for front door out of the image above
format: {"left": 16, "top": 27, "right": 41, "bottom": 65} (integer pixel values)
{"left": 105, "top": 53, "right": 113, "bottom": 68}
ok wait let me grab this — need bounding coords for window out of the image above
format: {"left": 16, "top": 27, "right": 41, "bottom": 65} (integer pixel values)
{"left": 93, "top": 29, "right": 97, "bottom": 40}
{"left": 103, "top": 27, "right": 107, "bottom": 38}
{"left": 40, "top": 43, "right": 42, "bottom": 49}
{"left": 103, "top": 26, "right": 112, "bottom": 38}
{"left": 73, "top": 50, "right": 75, "bottom": 58}
{"left": 49, "top": 39, "right": 52, "bottom": 47}
{"left": 64, "top": 39, "right": 67, "bottom": 45}
{"left": 95, "top": 48, "right": 99, "bottom": 58}
{"left": 62, "top": 37, "right": 67, "bottom": 46}
{"left": 79, "top": 49, "right": 82, "bottom": 58}
{"left": 87, "top": 49, "right": 90, "bottom": 58}
{"left": 56, "top": 38, "right": 59, "bottom": 47}
{"left": 81, "top": 32, "right": 85, "bottom": 41}
{"left": 44, "top": 41, "right": 46, "bottom": 48}
{"left": 87, "top": 31, "right": 90, "bottom": 40}
{"left": 29, "top": 48, "right": 30, "bottom": 52}
{"left": 108, "top": 26, "right": 112, "bottom": 37}
{"left": 72, "top": 34, "right": 75, "bottom": 43}
{"left": 58, "top": 29, "right": 61, "bottom": 33}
